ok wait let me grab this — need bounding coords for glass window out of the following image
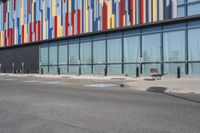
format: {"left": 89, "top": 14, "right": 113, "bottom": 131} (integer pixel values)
{"left": 40, "top": 47, "right": 48, "bottom": 65}
{"left": 188, "top": 1, "right": 200, "bottom": 16}
{"left": 81, "top": 65, "right": 92, "bottom": 74}
{"left": 108, "top": 64, "right": 122, "bottom": 75}
{"left": 164, "top": 63, "right": 185, "bottom": 75}
{"left": 80, "top": 42, "right": 92, "bottom": 64}
{"left": 178, "top": 0, "right": 186, "bottom": 4}
{"left": 177, "top": 6, "right": 186, "bottom": 17}
{"left": 124, "top": 64, "right": 138, "bottom": 75}
{"left": 189, "top": 63, "right": 200, "bottom": 75}
{"left": 41, "top": 66, "right": 48, "bottom": 74}
{"left": 163, "top": 30, "right": 186, "bottom": 61}
{"left": 123, "top": 36, "right": 140, "bottom": 63}
{"left": 69, "top": 43, "right": 79, "bottom": 64}
{"left": 59, "top": 65, "right": 68, "bottom": 74}
{"left": 188, "top": 28, "right": 200, "bottom": 61}
{"left": 93, "top": 40, "right": 106, "bottom": 64}
{"left": 93, "top": 65, "right": 106, "bottom": 75}
{"left": 143, "top": 64, "right": 161, "bottom": 75}
{"left": 59, "top": 44, "right": 68, "bottom": 65}
{"left": 163, "top": 23, "right": 186, "bottom": 31}
{"left": 69, "top": 66, "right": 79, "bottom": 74}
{"left": 107, "top": 38, "right": 122, "bottom": 63}
{"left": 49, "top": 66, "right": 58, "bottom": 74}
{"left": 142, "top": 33, "right": 161, "bottom": 62}
{"left": 49, "top": 45, "right": 58, "bottom": 65}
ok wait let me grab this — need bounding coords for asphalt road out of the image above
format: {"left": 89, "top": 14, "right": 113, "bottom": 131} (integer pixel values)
{"left": 0, "top": 75, "right": 200, "bottom": 133}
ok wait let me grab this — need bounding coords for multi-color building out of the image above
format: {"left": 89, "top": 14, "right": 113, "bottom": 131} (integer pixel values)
{"left": 0, "top": 0, "right": 200, "bottom": 75}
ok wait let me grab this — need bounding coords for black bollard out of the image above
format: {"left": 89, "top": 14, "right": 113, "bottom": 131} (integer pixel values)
{"left": 79, "top": 67, "right": 81, "bottom": 76}
{"left": 177, "top": 66, "right": 181, "bottom": 78}
{"left": 104, "top": 67, "right": 107, "bottom": 76}
{"left": 41, "top": 68, "right": 43, "bottom": 75}
{"left": 4, "top": 69, "right": 6, "bottom": 73}
{"left": 136, "top": 67, "right": 139, "bottom": 78}
{"left": 58, "top": 67, "right": 60, "bottom": 75}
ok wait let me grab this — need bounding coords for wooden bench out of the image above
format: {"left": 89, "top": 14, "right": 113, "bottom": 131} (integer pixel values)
{"left": 149, "top": 68, "right": 165, "bottom": 80}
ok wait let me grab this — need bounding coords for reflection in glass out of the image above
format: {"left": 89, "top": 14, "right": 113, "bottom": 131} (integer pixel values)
{"left": 188, "top": 28, "right": 200, "bottom": 61}
{"left": 80, "top": 42, "right": 92, "bottom": 64}
{"left": 124, "top": 64, "right": 138, "bottom": 75}
{"left": 143, "top": 64, "right": 161, "bottom": 75}
{"left": 40, "top": 47, "right": 48, "bottom": 65}
{"left": 142, "top": 33, "right": 161, "bottom": 62}
{"left": 69, "top": 43, "right": 79, "bottom": 64}
{"left": 69, "top": 66, "right": 79, "bottom": 74}
{"left": 93, "top": 40, "right": 106, "bottom": 64}
{"left": 124, "top": 36, "right": 140, "bottom": 63}
{"left": 49, "top": 66, "right": 57, "bottom": 74}
{"left": 81, "top": 65, "right": 92, "bottom": 74}
{"left": 189, "top": 63, "right": 200, "bottom": 75}
{"left": 49, "top": 46, "right": 58, "bottom": 65}
{"left": 93, "top": 65, "right": 106, "bottom": 75}
{"left": 164, "top": 63, "right": 185, "bottom": 74}
{"left": 163, "top": 30, "right": 185, "bottom": 61}
{"left": 108, "top": 65, "right": 122, "bottom": 75}
{"left": 59, "top": 45, "right": 68, "bottom": 64}
{"left": 107, "top": 38, "right": 122, "bottom": 63}
{"left": 59, "top": 65, "right": 68, "bottom": 74}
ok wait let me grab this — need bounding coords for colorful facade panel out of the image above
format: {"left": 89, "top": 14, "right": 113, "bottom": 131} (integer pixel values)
{"left": 0, "top": 0, "right": 178, "bottom": 47}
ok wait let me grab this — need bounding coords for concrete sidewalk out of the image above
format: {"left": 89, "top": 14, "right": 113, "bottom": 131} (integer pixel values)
{"left": 125, "top": 76, "right": 200, "bottom": 94}
{"left": 0, "top": 73, "right": 200, "bottom": 94}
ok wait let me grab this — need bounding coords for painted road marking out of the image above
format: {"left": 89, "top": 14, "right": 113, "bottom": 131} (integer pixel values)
{"left": 0, "top": 78, "right": 17, "bottom": 81}
{"left": 84, "top": 84, "right": 117, "bottom": 88}
{"left": 23, "top": 80, "right": 63, "bottom": 85}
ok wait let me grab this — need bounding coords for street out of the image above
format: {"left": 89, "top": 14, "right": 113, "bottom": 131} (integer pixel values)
{"left": 0, "top": 75, "right": 200, "bottom": 133}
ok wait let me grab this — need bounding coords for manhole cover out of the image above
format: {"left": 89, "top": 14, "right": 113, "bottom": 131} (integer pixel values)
{"left": 84, "top": 84, "right": 117, "bottom": 88}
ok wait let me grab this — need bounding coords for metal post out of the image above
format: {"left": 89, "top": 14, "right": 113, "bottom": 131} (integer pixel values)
{"left": 0, "top": 63, "right": 1, "bottom": 73}
{"left": 104, "top": 67, "right": 107, "bottom": 76}
{"left": 58, "top": 67, "right": 60, "bottom": 75}
{"left": 136, "top": 66, "right": 139, "bottom": 78}
{"left": 177, "top": 66, "right": 181, "bottom": 78}
{"left": 41, "top": 68, "right": 43, "bottom": 75}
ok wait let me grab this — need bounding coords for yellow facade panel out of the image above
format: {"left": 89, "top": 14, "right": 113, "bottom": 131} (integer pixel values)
{"left": 52, "top": 0, "right": 56, "bottom": 16}
{"left": 152, "top": 0, "right": 158, "bottom": 22}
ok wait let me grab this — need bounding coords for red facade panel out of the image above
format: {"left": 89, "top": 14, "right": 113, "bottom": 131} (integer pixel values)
{"left": 72, "top": 11, "right": 75, "bottom": 35}
{"left": 34, "top": 21, "right": 37, "bottom": 42}
{"left": 120, "top": 0, "right": 125, "bottom": 27}
{"left": 54, "top": 16, "right": 57, "bottom": 38}
{"left": 140, "top": 0, "right": 145, "bottom": 24}
{"left": 65, "top": 13, "right": 68, "bottom": 36}
{"left": 22, "top": 25, "right": 24, "bottom": 44}
{"left": 38, "top": 21, "right": 41, "bottom": 41}
{"left": 29, "top": 23, "right": 32, "bottom": 43}
{"left": 102, "top": 2, "right": 107, "bottom": 31}
{"left": 14, "top": 0, "right": 16, "bottom": 10}
{"left": 77, "top": 10, "right": 81, "bottom": 35}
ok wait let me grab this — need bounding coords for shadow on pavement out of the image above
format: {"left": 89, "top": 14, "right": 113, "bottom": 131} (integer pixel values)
{"left": 147, "top": 87, "right": 200, "bottom": 104}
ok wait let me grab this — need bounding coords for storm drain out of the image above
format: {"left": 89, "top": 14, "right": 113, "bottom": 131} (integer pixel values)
{"left": 84, "top": 84, "right": 117, "bottom": 88}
